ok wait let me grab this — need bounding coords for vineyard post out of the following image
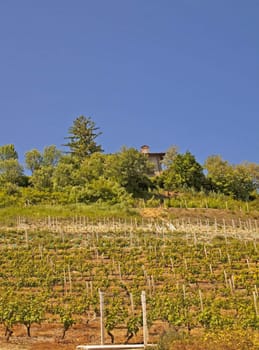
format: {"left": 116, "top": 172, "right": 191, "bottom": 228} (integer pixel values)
{"left": 130, "top": 293, "right": 135, "bottom": 313}
{"left": 204, "top": 245, "right": 208, "bottom": 259}
{"left": 68, "top": 265, "right": 72, "bottom": 293}
{"left": 214, "top": 218, "right": 217, "bottom": 233}
{"left": 252, "top": 291, "right": 258, "bottom": 317}
{"left": 25, "top": 229, "right": 28, "bottom": 247}
{"left": 229, "top": 278, "right": 234, "bottom": 295}
{"left": 231, "top": 275, "right": 235, "bottom": 290}
{"left": 90, "top": 281, "right": 93, "bottom": 297}
{"left": 223, "top": 270, "right": 228, "bottom": 288}
{"left": 182, "top": 284, "right": 186, "bottom": 300}
{"left": 227, "top": 254, "right": 231, "bottom": 266}
{"left": 118, "top": 263, "right": 122, "bottom": 281}
{"left": 170, "top": 258, "right": 176, "bottom": 278}
{"left": 151, "top": 275, "right": 155, "bottom": 293}
{"left": 246, "top": 258, "right": 250, "bottom": 270}
{"left": 198, "top": 289, "right": 204, "bottom": 312}
{"left": 141, "top": 291, "right": 148, "bottom": 346}
{"left": 193, "top": 232, "right": 197, "bottom": 246}
{"left": 223, "top": 219, "right": 226, "bottom": 233}
{"left": 99, "top": 290, "right": 105, "bottom": 345}
{"left": 63, "top": 269, "right": 67, "bottom": 296}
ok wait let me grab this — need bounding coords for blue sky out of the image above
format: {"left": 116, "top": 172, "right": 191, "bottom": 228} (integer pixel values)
{"left": 0, "top": 0, "right": 258, "bottom": 167}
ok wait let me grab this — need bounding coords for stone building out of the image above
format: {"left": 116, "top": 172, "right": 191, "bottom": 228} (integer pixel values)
{"left": 140, "top": 145, "right": 165, "bottom": 175}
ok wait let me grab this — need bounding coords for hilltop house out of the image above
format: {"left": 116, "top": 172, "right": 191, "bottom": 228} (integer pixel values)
{"left": 140, "top": 145, "right": 165, "bottom": 175}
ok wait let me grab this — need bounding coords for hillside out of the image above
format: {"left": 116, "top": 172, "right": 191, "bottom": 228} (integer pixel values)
{"left": 0, "top": 204, "right": 258, "bottom": 350}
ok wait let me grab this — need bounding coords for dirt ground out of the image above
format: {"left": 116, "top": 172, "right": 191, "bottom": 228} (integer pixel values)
{"left": 0, "top": 320, "right": 163, "bottom": 350}
{"left": 140, "top": 207, "right": 259, "bottom": 221}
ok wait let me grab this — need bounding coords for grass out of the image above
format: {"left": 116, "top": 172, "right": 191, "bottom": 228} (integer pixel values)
{"left": 0, "top": 202, "right": 139, "bottom": 225}
{"left": 156, "top": 327, "right": 259, "bottom": 350}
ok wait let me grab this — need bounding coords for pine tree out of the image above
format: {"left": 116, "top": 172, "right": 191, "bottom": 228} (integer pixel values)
{"left": 64, "top": 116, "right": 103, "bottom": 160}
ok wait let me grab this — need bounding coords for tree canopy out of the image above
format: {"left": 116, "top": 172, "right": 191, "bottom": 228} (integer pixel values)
{"left": 162, "top": 151, "right": 206, "bottom": 192}
{"left": 0, "top": 144, "right": 18, "bottom": 161}
{"left": 63, "top": 116, "right": 103, "bottom": 160}
{"left": 0, "top": 116, "right": 258, "bottom": 206}
{"left": 204, "top": 155, "right": 255, "bottom": 200}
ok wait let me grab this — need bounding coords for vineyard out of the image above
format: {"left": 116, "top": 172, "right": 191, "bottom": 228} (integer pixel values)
{"left": 0, "top": 212, "right": 259, "bottom": 349}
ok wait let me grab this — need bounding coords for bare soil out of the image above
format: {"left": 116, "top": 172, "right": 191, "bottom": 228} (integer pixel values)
{"left": 140, "top": 207, "right": 259, "bottom": 222}
{"left": 0, "top": 320, "right": 162, "bottom": 350}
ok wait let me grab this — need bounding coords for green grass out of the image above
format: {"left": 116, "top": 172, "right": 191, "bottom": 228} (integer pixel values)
{"left": 0, "top": 203, "right": 138, "bottom": 225}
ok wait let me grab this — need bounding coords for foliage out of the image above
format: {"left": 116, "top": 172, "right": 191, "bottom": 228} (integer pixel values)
{"left": 0, "top": 291, "right": 19, "bottom": 341}
{"left": 157, "top": 328, "right": 259, "bottom": 350}
{"left": 30, "top": 165, "right": 54, "bottom": 190}
{"left": 17, "top": 294, "right": 45, "bottom": 337}
{"left": 25, "top": 149, "right": 42, "bottom": 173}
{"left": 204, "top": 155, "right": 255, "bottom": 200}
{"left": 242, "top": 162, "right": 259, "bottom": 190}
{"left": 162, "top": 152, "right": 206, "bottom": 191}
{"left": 125, "top": 315, "right": 142, "bottom": 343}
{"left": 52, "top": 155, "right": 76, "bottom": 190}
{"left": 161, "top": 145, "right": 178, "bottom": 169}
{"left": 0, "top": 159, "right": 24, "bottom": 186}
{"left": 76, "top": 152, "right": 106, "bottom": 184}
{"left": 76, "top": 177, "right": 133, "bottom": 204}
{"left": 57, "top": 305, "right": 75, "bottom": 339}
{"left": 0, "top": 125, "right": 258, "bottom": 206}
{"left": 156, "top": 327, "right": 187, "bottom": 350}
{"left": 64, "top": 115, "right": 103, "bottom": 160}
{"left": 42, "top": 145, "right": 62, "bottom": 167}
{"left": 0, "top": 144, "right": 18, "bottom": 160}
{"left": 107, "top": 147, "right": 154, "bottom": 197}
{"left": 0, "top": 216, "right": 258, "bottom": 343}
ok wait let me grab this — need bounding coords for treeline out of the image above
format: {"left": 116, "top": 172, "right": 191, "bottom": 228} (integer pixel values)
{"left": 0, "top": 116, "right": 258, "bottom": 207}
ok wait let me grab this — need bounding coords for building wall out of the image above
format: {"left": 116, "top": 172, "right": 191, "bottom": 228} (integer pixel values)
{"left": 140, "top": 145, "right": 165, "bottom": 175}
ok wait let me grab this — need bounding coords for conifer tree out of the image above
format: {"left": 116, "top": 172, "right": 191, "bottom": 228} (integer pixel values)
{"left": 64, "top": 116, "right": 103, "bottom": 161}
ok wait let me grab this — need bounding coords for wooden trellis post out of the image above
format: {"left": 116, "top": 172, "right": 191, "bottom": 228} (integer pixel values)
{"left": 99, "top": 290, "right": 105, "bottom": 345}
{"left": 141, "top": 291, "right": 148, "bottom": 346}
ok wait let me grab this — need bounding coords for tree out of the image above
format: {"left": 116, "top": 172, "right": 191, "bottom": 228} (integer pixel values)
{"left": 52, "top": 160, "right": 75, "bottom": 190}
{"left": 240, "top": 162, "right": 259, "bottom": 191}
{"left": 77, "top": 177, "right": 132, "bottom": 204}
{"left": 25, "top": 146, "right": 61, "bottom": 175}
{"left": 64, "top": 116, "right": 103, "bottom": 160}
{"left": 204, "top": 155, "right": 231, "bottom": 194}
{"left": 0, "top": 159, "right": 24, "bottom": 186}
{"left": 204, "top": 155, "right": 255, "bottom": 200}
{"left": 76, "top": 152, "right": 106, "bottom": 185}
{"left": 25, "top": 149, "right": 42, "bottom": 174}
{"left": 0, "top": 144, "right": 18, "bottom": 160}
{"left": 162, "top": 152, "right": 205, "bottom": 191}
{"left": 107, "top": 147, "right": 154, "bottom": 197}
{"left": 161, "top": 145, "right": 178, "bottom": 169}
{"left": 42, "top": 145, "right": 61, "bottom": 167}
{"left": 30, "top": 166, "right": 53, "bottom": 190}
{"left": 231, "top": 164, "right": 255, "bottom": 201}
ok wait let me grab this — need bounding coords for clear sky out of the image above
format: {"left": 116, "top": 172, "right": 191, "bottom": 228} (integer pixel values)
{"left": 0, "top": 0, "right": 258, "bottom": 166}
